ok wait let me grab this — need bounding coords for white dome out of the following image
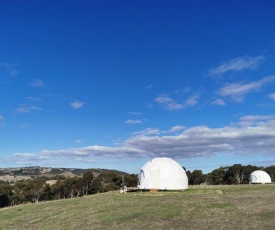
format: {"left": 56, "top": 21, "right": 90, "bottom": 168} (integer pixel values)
{"left": 250, "top": 170, "right": 271, "bottom": 184}
{"left": 138, "top": 157, "right": 188, "bottom": 190}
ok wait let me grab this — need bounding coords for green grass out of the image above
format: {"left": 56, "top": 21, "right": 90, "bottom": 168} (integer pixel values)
{"left": 1, "top": 184, "right": 274, "bottom": 230}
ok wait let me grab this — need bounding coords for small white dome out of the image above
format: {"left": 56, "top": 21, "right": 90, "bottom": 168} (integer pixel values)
{"left": 138, "top": 157, "right": 188, "bottom": 190}
{"left": 250, "top": 170, "right": 271, "bottom": 184}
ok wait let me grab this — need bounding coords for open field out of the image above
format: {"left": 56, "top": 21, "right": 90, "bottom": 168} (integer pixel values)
{"left": 0, "top": 184, "right": 274, "bottom": 230}
{"left": 0, "top": 175, "right": 33, "bottom": 183}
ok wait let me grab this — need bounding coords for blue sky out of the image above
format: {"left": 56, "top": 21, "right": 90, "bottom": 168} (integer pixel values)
{"left": 1, "top": 0, "right": 275, "bottom": 174}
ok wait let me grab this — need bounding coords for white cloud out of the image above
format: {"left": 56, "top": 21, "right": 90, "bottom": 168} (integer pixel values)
{"left": 166, "top": 125, "right": 185, "bottom": 133}
{"left": 16, "top": 104, "right": 42, "bottom": 113}
{"left": 217, "top": 75, "right": 275, "bottom": 102}
{"left": 154, "top": 94, "right": 200, "bottom": 111}
{"left": 70, "top": 101, "right": 85, "bottom": 109}
{"left": 269, "top": 93, "right": 275, "bottom": 102}
{"left": 125, "top": 120, "right": 143, "bottom": 124}
{"left": 125, "top": 117, "right": 275, "bottom": 158}
{"left": 240, "top": 115, "right": 273, "bottom": 122}
{"left": 208, "top": 55, "right": 264, "bottom": 76}
{"left": 12, "top": 114, "right": 275, "bottom": 166}
{"left": 212, "top": 99, "right": 226, "bottom": 106}
{"left": 14, "top": 146, "right": 147, "bottom": 165}
{"left": 132, "top": 128, "right": 161, "bottom": 136}
{"left": 154, "top": 96, "right": 184, "bottom": 111}
{"left": 133, "top": 126, "right": 185, "bottom": 136}
{"left": 129, "top": 112, "right": 142, "bottom": 116}
{"left": 31, "top": 79, "right": 45, "bottom": 87}
{"left": 154, "top": 96, "right": 173, "bottom": 104}
{"left": 236, "top": 115, "right": 275, "bottom": 127}
{"left": 13, "top": 153, "right": 52, "bottom": 165}
{"left": 184, "top": 95, "right": 199, "bottom": 107}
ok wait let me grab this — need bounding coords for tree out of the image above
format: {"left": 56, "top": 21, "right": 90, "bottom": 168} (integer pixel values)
{"left": 265, "top": 166, "right": 275, "bottom": 182}
{"left": 10, "top": 181, "right": 27, "bottom": 205}
{"left": 63, "top": 177, "right": 79, "bottom": 198}
{"left": 124, "top": 174, "right": 138, "bottom": 187}
{"left": 12, "top": 179, "right": 46, "bottom": 203}
{"left": 0, "top": 181, "right": 13, "bottom": 207}
{"left": 91, "top": 171, "right": 121, "bottom": 193}
{"left": 223, "top": 164, "right": 244, "bottom": 184}
{"left": 82, "top": 171, "right": 94, "bottom": 195}
{"left": 189, "top": 170, "right": 206, "bottom": 185}
{"left": 51, "top": 179, "right": 65, "bottom": 200}
{"left": 207, "top": 167, "right": 226, "bottom": 185}
{"left": 230, "top": 164, "right": 244, "bottom": 184}
{"left": 41, "top": 184, "right": 54, "bottom": 201}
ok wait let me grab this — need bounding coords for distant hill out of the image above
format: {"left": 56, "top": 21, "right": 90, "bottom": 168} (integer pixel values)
{"left": 0, "top": 166, "right": 129, "bottom": 182}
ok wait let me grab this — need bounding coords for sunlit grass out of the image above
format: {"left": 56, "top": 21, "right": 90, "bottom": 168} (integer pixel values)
{"left": 1, "top": 184, "right": 274, "bottom": 230}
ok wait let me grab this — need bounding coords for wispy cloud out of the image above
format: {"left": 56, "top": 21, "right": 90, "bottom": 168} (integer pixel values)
{"left": 75, "top": 139, "right": 85, "bottom": 143}
{"left": 133, "top": 126, "right": 186, "bottom": 136}
{"left": 208, "top": 55, "right": 264, "bottom": 76}
{"left": 125, "top": 120, "right": 143, "bottom": 124}
{"left": 217, "top": 75, "right": 275, "bottom": 102}
{"left": 13, "top": 115, "right": 275, "bottom": 165}
{"left": 20, "top": 123, "right": 31, "bottom": 128}
{"left": 16, "top": 104, "right": 42, "bottom": 113}
{"left": 129, "top": 112, "right": 142, "bottom": 116}
{"left": 184, "top": 95, "right": 199, "bottom": 107}
{"left": 154, "top": 94, "right": 199, "bottom": 111}
{"left": 26, "top": 96, "right": 42, "bottom": 102}
{"left": 212, "top": 99, "right": 226, "bottom": 106}
{"left": 240, "top": 115, "right": 274, "bottom": 122}
{"left": 31, "top": 79, "right": 45, "bottom": 87}
{"left": 180, "top": 87, "right": 191, "bottom": 94}
{"left": 145, "top": 84, "right": 154, "bottom": 89}
{"left": 269, "top": 93, "right": 275, "bottom": 102}
{"left": 70, "top": 101, "right": 85, "bottom": 109}
{"left": 154, "top": 96, "right": 184, "bottom": 110}
{"left": 0, "top": 114, "right": 5, "bottom": 127}
{"left": 0, "top": 62, "right": 18, "bottom": 77}
{"left": 132, "top": 128, "right": 161, "bottom": 136}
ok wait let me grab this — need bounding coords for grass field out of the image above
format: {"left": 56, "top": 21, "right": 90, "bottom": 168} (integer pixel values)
{"left": 0, "top": 184, "right": 274, "bottom": 230}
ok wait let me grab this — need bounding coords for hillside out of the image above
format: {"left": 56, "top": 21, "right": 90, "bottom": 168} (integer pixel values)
{"left": 0, "top": 184, "right": 274, "bottom": 230}
{"left": 0, "top": 166, "right": 128, "bottom": 183}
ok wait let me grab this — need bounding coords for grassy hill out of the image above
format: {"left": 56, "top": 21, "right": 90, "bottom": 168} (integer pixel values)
{"left": 0, "top": 166, "right": 127, "bottom": 183}
{"left": 1, "top": 184, "right": 274, "bottom": 230}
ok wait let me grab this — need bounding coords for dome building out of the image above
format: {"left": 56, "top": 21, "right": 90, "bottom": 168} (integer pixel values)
{"left": 138, "top": 157, "right": 188, "bottom": 190}
{"left": 250, "top": 170, "right": 272, "bottom": 184}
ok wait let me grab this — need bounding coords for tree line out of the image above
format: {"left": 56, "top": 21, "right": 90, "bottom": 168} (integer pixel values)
{"left": 0, "top": 171, "right": 137, "bottom": 208}
{"left": 186, "top": 164, "right": 275, "bottom": 185}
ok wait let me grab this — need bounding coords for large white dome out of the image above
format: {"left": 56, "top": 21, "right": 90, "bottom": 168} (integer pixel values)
{"left": 138, "top": 157, "right": 188, "bottom": 190}
{"left": 250, "top": 170, "right": 271, "bottom": 184}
